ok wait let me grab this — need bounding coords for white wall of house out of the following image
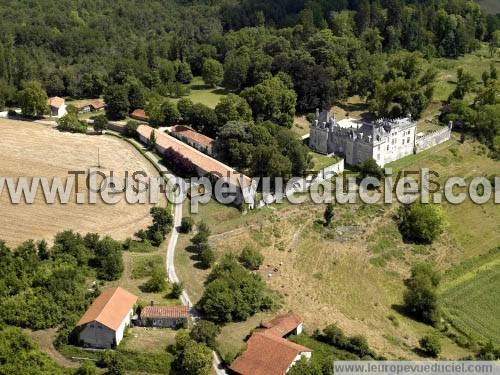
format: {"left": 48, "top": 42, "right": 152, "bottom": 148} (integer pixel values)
{"left": 79, "top": 308, "right": 133, "bottom": 348}
{"left": 50, "top": 105, "right": 67, "bottom": 118}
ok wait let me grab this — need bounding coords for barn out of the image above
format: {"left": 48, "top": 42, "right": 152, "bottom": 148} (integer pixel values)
{"left": 76, "top": 287, "right": 137, "bottom": 349}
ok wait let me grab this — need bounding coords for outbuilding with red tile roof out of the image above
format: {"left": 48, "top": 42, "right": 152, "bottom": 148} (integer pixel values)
{"left": 140, "top": 305, "right": 189, "bottom": 328}
{"left": 76, "top": 287, "right": 137, "bottom": 349}
{"left": 170, "top": 125, "right": 215, "bottom": 156}
{"left": 229, "top": 330, "right": 312, "bottom": 375}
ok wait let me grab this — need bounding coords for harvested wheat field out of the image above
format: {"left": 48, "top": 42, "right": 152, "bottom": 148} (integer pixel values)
{"left": 0, "top": 119, "right": 166, "bottom": 246}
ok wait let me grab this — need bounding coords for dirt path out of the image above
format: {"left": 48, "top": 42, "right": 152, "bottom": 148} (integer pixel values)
{"left": 25, "top": 328, "right": 80, "bottom": 369}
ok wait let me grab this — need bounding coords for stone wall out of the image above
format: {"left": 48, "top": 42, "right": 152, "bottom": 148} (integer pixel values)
{"left": 415, "top": 125, "right": 452, "bottom": 153}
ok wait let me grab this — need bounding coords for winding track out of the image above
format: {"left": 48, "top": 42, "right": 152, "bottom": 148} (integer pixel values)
{"left": 139, "top": 144, "right": 227, "bottom": 375}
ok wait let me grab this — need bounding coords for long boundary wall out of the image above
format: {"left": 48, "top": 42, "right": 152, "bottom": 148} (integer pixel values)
{"left": 415, "top": 125, "right": 452, "bottom": 153}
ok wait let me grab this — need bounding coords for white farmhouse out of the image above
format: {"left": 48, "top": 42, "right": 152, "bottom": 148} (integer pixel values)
{"left": 48, "top": 96, "right": 67, "bottom": 118}
{"left": 76, "top": 287, "right": 137, "bottom": 349}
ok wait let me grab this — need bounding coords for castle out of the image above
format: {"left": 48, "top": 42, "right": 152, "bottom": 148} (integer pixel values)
{"left": 309, "top": 110, "right": 453, "bottom": 167}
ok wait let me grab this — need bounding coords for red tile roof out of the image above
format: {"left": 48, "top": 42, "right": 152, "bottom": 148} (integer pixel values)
{"left": 230, "top": 331, "right": 312, "bottom": 375}
{"left": 48, "top": 97, "right": 65, "bottom": 108}
{"left": 261, "top": 313, "right": 304, "bottom": 337}
{"left": 76, "top": 287, "right": 137, "bottom": 331}
{"left": 170, "top": 125, "right": 215, "bottom": 149}
{"left": 140, "top": 305, "right": 189, "bottom": 319}
{"left": 137, "top": 125, "right": 252, "bottom": 188}
{"left": 90, "top": 99, "right": 105, "bottom": 110}
{"left": 131, "top": 109, "right": 149, "bottom": 121}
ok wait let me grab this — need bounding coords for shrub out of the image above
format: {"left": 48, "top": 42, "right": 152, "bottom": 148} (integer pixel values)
{"left": 124, "top": 120, "right": 140, "bottom": 137}
{"left": 404, "top": 262, "right": 441, "bottom": 325}
{"left": 93, "top": 114, "right": 108, "bottom": 134}
{"left": 200, "top": 246, "right": 215, "bottom": 268}
{"left": 57, "top": 113, "right": 87, "bottom": 133}
{"left": 398, "top": 204, "right": 446, "bottom": 244}
{"left": 190, "top": 320, "right": 221, "bottom": 349}
{"left": 419, "top": 334, "right": 441, "bottom": 357}
{"left": 180, "top": 217, "right": 194, "bottom": 233}
{"left": 142, "top": 266, "right": 168, "bottom": 293}
{"left": 238, "top": 246, "right": 264, "bottom": 270}
{"left": 170, "top": 282, "right": 184, "bottom": 298}
{"left": 358, "top": 158, "right": 384, "bottom": 180}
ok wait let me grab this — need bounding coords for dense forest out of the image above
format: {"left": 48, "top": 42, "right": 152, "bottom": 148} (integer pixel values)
{"left": 0, "top": 0, "right": 498, "bottom": 109}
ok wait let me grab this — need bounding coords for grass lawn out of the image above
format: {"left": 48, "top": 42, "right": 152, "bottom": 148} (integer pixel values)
{"left": 170, "top": 77, "right": 228, "bottom": 108}
{"left": 104, "top": 247, "right": 181, "bottom": 306}
{"left": 120, "top": 327, "right": 178, "bottom": 352}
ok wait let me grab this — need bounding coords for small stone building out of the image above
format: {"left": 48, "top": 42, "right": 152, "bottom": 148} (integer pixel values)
{"left": 48, "top": 97, "right": 67, "bottom": 118}
{"left": 139, "top": 305, "right": 189, "bottom": 328}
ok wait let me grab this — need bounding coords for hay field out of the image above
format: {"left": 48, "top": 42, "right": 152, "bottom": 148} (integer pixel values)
{"left": 0, "top": 119, "right": 166, "bottom": 246}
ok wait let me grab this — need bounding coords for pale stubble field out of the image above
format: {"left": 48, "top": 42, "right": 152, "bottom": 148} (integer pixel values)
{"left": 0, "top": 119, "right": 165, "bottom": 246}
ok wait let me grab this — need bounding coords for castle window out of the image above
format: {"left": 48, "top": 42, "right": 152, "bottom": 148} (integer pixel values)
{"left": 407, "top": 137, "right": 410, "bottom": 143}
{"left": 387, "top": 146, "right": 389, "bottom": 151}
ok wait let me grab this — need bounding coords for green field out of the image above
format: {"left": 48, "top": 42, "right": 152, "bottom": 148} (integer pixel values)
{"left": 171, "top": 76, "right": 228, "bottom": 108}
{"left": 441, "top": 249, "right": 500, "bottom": 345}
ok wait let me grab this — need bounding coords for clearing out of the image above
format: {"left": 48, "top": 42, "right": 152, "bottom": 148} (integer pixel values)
{"left": 170, "top": 76, "right": 228, "bottom": 108}
{"left": 0, "top": 118, "right": 166, "bottom": 247}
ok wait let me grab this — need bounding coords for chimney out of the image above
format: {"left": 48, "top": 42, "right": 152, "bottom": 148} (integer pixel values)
{"left": 316, "top": 108, "right": 320, "bottom": 119}
{"left": 150, "top": 300, "right": 154, "bottom": 306}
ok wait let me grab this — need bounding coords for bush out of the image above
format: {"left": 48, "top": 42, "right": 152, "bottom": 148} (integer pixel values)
{"left": 419, "top": 334, "right": 441, "bottom": 357}
{"left": 200, "top": 246, "right": 215, "bottom": 268}
{"left": 190, "top": 320, "right": 221, "bottom": 349}
{"left": 398, "top": 204, "right": 446, "bottom": 244}
{"left": 358, "top": 158, "right": 384, "bottom": 180}
{"left": 57, "top": 113, "right": 87, "bottom": 133}
{"left": 238, "top": 246, "right": 264, "bottom": 270}
{"left": 404, "top": 262, "right": 441, "bottom": 326}
{"left": 141, "top": 266, "right": 168, "bottom": 293}
{"left": 180, "top": 217, "right": 194, "bottom": 233}
{"left": 93, "top": 114, "right": 108, "bottom": 134}
{"left": 170, "top": 282, "right": 184, "bottom": 298}
{"left": 124, "top": 120, "right": 140, "bottom": 137}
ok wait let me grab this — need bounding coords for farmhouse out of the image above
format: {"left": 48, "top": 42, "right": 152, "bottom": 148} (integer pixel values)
{"left": 75, "top": 99, "right": 105, "bottom": 113}
{"left": 76, "top": 287, "right": 137, "bottom": 349}
{"left": 170, "top": 125, "right": 215, "bottom": 156}
{"left": 309, "top": 109, "right": 452, "bottom": 167}
{"left": 131, "top": 108, "right": 149, "bottom": 122}
{"left": 48, "top": 96, "right": 67, "bottom": 118}
{"left": 139, "top": 305, "right": 189, "bottom": 328}
{"left": 136, "top": 125, "right": 253, "bottom": 205}
{"left": 230, "top": 313, "right": 312, "bottom": 375}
